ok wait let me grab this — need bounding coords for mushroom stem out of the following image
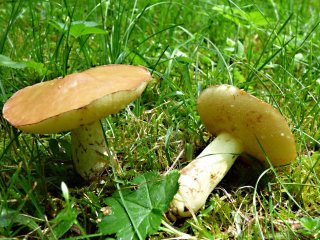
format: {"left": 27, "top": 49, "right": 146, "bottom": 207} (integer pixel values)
{"left": 71, "top": 121, "right": 109, "bottom": 180}
{"left": 170, "top": 132, "right": 243, "bottom": 217}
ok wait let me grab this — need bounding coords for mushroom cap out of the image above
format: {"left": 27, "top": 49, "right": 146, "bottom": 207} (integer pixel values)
{"left": 197, "top": 84, "right": 296, "bottom": 166}
{"left": 3, "top": 64, "right": 151, "bottom": 134}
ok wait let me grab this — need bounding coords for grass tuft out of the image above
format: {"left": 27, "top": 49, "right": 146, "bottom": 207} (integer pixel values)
{"left": 0, "top": 0, "right": 319, "bottom": 239}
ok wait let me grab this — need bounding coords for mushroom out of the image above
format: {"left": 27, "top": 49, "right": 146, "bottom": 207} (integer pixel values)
{"left": 170, "top": 84, "right": 297, "bottom": 217}
{"left": 3, "top": 64, "right": 151, "bottom": 180}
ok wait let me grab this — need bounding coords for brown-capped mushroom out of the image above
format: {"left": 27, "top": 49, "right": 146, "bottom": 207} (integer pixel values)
{"left": 170, "top": 84, "right": 297, "bottom": 217}
{"left": 3, "top": 64, "right": 151, "bottom": 180}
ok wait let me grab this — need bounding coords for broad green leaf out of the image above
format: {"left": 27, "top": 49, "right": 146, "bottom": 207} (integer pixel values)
{"left": 47, "top": 205, "right": 78, "bottom": 239}
{"left": 25, "top": 60, "right": 49, "bottom": 76}
{"left": 98, "top": 171, "right": 180, "bottom": 240}
{"left": 212, "top": 5, "right": 270, "bottom": 27}
{"left": 0, "top": 209, "right": 16, "bottom": 227}
{"left": 234, "top": 69, "right": 246, "bottom": 83}
{"left": 69, "top": 21, "right": 106, "bottom": 38}
{"left": 50, "top": 20, "right": 106, "bottom": 38}
{"left": 0, "top": 209, "right": 44, "bottom": 237}
{"left": 45, "top": 182, "right": 78, "bottom": 238}
{"left": 247, "top": 11, "right": 269, "bottom": 26}
{"left": 300, "top": 217, "right": 320, "bottom": 235}
{"left": 0, "top": 54, "right": 26, "bottom": 69}
{"left": 0, "top": 54, "right": 48, "bottom": 76}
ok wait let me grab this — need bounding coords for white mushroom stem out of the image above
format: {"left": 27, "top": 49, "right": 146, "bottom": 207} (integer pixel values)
{"left": 170, "top": 132, "right": 243, "bottom": 217}
{"left": 71, "top": 121, "right": 109, "bottom": 180}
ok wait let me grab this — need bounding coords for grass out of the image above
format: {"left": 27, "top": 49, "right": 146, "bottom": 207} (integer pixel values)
{"left": 0, "top": 0, "right": 319, "bottom": 239}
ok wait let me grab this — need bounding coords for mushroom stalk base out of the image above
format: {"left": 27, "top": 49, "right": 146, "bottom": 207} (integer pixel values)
{"left": 170, "top": 132, "right": 243, "bottom": 218}
{"left": 71, "top": 121, "right": 109, "bottom": 180}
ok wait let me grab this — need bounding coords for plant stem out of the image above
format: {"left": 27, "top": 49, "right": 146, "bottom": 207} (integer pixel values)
{"left": 171, "top": 132, "right": 243, "bottom": 217}
{"left": 160, "top": 220, "right": 196, "bottom": 239}
{"left": 71, "top": 121, "right": 109, "bottom": 180}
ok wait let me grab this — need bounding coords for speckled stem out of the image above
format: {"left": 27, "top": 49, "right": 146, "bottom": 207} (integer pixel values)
{"left": 170, "top": 132, "right": 243, "bottom": 218}
{"left": 71, "top": 121, "right": 109, "bottom": 180}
